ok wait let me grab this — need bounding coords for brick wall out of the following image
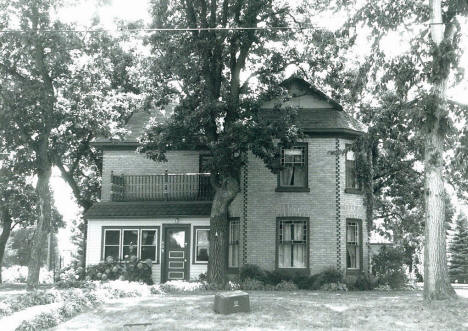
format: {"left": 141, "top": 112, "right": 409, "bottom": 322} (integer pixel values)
{"left": 244, "top": 138, "right": 338, "bottom": 274}
{"left": 339, "top": 139, "right": 368, "bottom": 273}
{"left": 243, "top": 137, "right": 367, "bottom": 275}
{"left": 101, "top": 150, "right": 202, "bottom": 201}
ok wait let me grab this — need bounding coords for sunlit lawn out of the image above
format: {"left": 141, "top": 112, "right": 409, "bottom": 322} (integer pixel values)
{"left": 53, "top": 289, "right": 468, "bottom": 331}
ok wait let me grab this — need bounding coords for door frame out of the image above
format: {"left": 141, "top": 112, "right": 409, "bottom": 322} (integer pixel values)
{"left": 161, "top": 224, "right": 191, "bottom": 283}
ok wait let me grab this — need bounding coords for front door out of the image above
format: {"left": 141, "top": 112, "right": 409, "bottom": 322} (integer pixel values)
{"left": 162, "top": 225, "right": 190, "bottom": 282}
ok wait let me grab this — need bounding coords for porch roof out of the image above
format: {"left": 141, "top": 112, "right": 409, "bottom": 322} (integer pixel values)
{"left": 85, "top": 201, "right": 212, "bottom": 219}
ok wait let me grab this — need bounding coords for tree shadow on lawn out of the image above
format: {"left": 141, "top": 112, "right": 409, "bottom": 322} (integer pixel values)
{"left": 53, "top": 290, "right": 468, "bottom": 331}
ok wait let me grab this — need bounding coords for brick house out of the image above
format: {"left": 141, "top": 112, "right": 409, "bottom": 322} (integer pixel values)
{"left": 85, "top": 77, "right": 368, "bottom": 283}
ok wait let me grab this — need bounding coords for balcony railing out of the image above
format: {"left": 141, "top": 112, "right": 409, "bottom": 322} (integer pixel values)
{"left": 110, "top": 171, "right": 214, "bottom": 201}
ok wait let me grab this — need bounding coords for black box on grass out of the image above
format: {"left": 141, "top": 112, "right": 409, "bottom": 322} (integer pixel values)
{"left": 214, "top": 290, "right": 250, "bottom": 314}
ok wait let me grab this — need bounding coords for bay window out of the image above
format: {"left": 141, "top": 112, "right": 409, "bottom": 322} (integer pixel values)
{"left": 277, "top": 143, "right": 308, "bottom": 191}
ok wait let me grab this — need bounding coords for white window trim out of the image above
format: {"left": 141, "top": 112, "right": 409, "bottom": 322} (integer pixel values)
{"left": 346, "top": 221, "right": 360, "bottom": 270}
{"left": 194, "top": 228, "right": 209, "bottom": 264}
{"left": 121, "top": 228, "right": 140, "bottom": 260}
{"left": 139, "top": 228, "right": 159, "bottom": 263}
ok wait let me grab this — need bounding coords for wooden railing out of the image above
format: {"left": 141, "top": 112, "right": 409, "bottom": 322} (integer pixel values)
{"left": 111, "top": 171, "right": 213, "bottom": 201}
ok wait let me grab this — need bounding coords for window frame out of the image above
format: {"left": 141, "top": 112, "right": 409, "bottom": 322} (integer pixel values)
{"left": 227, "top": 218, "right": 240, "bottom": 272}
{"left": 346, "top": 219, "right": 363, "bottom": 272}
{"left": 103, "top": 229, "right": 121, "bottom": 262}
{"left": 276, "top": 142, "right": 310, "bottom": 192}
{"left": 345, "top": 144, "right": 362, "bottom": 194}
{"left": 139, "top": 228, "right": 159, "bottom": 263}
{"left": 192, "top": 226, "right": 210, "bottom": 264}
{"left": 101, "top": 226, "right": 160, "bottom": 264}
{"left": 275, "top": 217, "right": 309, "bottom": 270}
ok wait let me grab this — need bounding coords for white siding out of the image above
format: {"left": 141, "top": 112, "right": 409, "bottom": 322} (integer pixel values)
{"left": 86, "top": 217, "right": 209, "bottom": 283}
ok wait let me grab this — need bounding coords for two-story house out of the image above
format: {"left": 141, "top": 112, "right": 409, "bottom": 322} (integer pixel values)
{"left": 85, "top": 77, "right": 368, "bottom": 284}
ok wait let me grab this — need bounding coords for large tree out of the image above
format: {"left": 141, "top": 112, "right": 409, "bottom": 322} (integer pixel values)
{"left": 0, "top": 0, "right": 137, "bottom": 287}
{"left": 142, "top": 0, "right": 304, "bottom": 284}
{"left": 336, "top": 0, "right": 468, "bottom": 300}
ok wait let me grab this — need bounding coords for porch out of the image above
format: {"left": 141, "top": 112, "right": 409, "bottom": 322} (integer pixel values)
{"left": 110, "top": 171, "right": 214, "bottom": 202}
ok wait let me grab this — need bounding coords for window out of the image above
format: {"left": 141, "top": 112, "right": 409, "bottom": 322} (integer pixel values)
{"left": 345, "top": 145, "right": 361, "bottom": 192}
{"left": 228, "top": 219, "right": 240, "bottom": 269}
{"left": 102, "top": 227, "right": 159, "bottom": 263}
{"left": 277, "top": 219, "right": 308, "bottom": 268}
{"left": 140, "top": 229, "right": 158, "bottom": 261}
{"left": 277, "top": 144, "right": 308, "bottom": 191}
{"left": 194, "top": 228, "right": 209, "bottom": 263}
{"left": 122, "top": 229, "right": 139, "bottom": 258}
{"left": 346, "top": 220, "right": 361, "bottom": 269}
{"left": 103, "top": 229, "right": 121, "bottom": 261}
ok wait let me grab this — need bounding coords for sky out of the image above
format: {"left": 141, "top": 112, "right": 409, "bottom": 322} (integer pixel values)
{"left": 51, "top": 0, "right": 468, "bottom": 254}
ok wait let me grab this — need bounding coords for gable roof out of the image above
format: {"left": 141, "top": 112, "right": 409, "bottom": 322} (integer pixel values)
{"left": 85, "top": 201, "right": 212, "bottom": 219}
{"left": 280, "top": 77, "right": 343, "bottom": 111}
{"left": 92, "top": 78, "right": 366, "bottom": 148}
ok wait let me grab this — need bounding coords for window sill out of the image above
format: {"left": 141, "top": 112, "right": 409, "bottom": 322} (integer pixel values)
{"left": 344, "top": 188, "right": 363, "bottom": 195}
{"left": 275, "top": 187, "right": 310, "bottom": 193}
{"left": 276, "top": 267, "right": 309, "bottom": 274}
{"left": 193, "top": 262, "right": 208, "bottom": 265}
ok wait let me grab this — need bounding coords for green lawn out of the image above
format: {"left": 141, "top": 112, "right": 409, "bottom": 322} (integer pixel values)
{"left": 52, "top": 289, "right": 468, "bottom": 331}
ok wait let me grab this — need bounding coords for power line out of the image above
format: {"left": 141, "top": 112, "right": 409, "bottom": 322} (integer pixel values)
{"left": 0, "top": 25, "right": 324, "bottom": 34}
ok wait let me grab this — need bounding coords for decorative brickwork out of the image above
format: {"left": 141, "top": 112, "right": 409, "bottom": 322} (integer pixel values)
{"left": 335, "top": 138, "right": 342, "bottom": 270}
{"left": 241, "top": 164, "right": 248, "bottom": 265}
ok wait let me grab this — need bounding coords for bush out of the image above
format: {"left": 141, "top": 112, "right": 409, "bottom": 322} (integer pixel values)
{"left": 372, "top": 246, "right": 408, "bottom": 289}
{"left": 84, "top": 255, "right": 153, "bottom": 285}
{"left": 239, "top": 264, "right": 344, "bottom": 291}
{"left": 240, "top": 264, "right": 266, "bottom": 282}
{"left": 346, "top": 274, "right": 375, "bottom": 291}
{"left": 15, "top": 281, "right": 155, "bottom": 330}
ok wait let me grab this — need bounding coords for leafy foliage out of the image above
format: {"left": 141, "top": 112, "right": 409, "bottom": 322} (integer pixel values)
{"left": 371, "top": 245, "right": 408, "bottom": 289}
{"left": 448, "top": 213, "right": 468, "bottom": 283}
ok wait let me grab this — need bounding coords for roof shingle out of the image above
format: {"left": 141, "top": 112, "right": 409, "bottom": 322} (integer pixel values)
{"left": 85, "top": 201, "right": 212, "bottom": 218}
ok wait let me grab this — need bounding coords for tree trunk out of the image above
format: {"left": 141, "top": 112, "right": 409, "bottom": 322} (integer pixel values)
{"left": 207, "top": 176, "right": 239, "bottom": 285}
{"left": 27, "top": 136, "right": 52, "bottom": 289}
{"left": 423, "top": 0, "right": 456, "bottom": 301}
{"left": 0, "top": 207, "right": 13, "bottom": 284}
{"left": 423, "top": 120, "right": 455, "bottom": 300}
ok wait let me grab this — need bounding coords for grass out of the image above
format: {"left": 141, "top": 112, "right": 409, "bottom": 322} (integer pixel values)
{"left": 52, "top": 289, "right": 468, "bottom": 331}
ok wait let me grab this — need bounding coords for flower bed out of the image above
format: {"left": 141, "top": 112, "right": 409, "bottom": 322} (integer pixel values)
{"left": 0, "top": 281, "right": 161, "bottom": 331}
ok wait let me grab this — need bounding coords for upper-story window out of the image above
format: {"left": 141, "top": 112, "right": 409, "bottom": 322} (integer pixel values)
{"left": 277, "top": 143, "right": 309, "bottom": 192}
{"left": 345, "top": 144, "right": 361, "bottom": 193}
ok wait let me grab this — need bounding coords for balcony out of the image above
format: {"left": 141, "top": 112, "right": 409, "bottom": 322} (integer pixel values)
{"left": 111, "top": 171, "right": 214, "bottom": 201}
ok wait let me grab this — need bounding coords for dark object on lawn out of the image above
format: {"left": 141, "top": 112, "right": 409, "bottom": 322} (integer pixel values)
{"left": 214, "top": 290, "right": 250, "bottom": 314}
{"left": 122, "top": 322, "right": 152, "bottom": 330}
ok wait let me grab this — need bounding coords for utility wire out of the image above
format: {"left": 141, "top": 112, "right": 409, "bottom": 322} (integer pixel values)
{"left": 0, "top": 25, "right": 323, "bottom": 34}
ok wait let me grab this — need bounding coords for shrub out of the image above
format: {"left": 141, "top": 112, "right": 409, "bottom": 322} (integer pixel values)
{"left": 346, "top": 274, "right": 375, "bottom": 291}
{"left": 84, "top": 255, "right": 153, "bottom": 285}
{"left": 240, "top": 264, "right": 266, "bottom": 282}
{"left": 372, "top": 246, "right": 408, "bottom": 289}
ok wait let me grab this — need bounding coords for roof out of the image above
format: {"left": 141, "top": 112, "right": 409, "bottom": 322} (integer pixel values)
{"left": 262, "top": 108, "right": 367, "bottom": 135}
{"left": 280, "top": 77, "right": 343, "bottom": 111}
{"left": 92, "top": 78, "right": 366, "bottom": 147}
{"left": 85, "top": 201, "right": 212, "bottom": 219}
